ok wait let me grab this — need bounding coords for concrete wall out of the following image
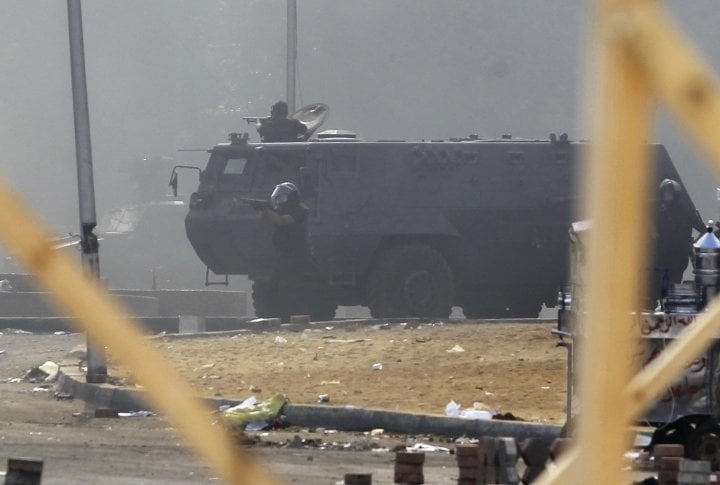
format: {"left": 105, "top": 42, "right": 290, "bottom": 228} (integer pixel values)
{"left": 0, "top": 292, "right": 159, "bottom": 317}
{"left": 111, "top": 290, "right": 247, "bottom": 317}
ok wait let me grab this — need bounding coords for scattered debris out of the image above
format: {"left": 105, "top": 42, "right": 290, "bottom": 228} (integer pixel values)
{"left": 0, "top": 350, "right": 5, "bottom": 356}
{"left": 53, "top": 331, "right": 67, "bottom": 336}
{"left": 38, "top": 361, "right": 59, "bottom": 382}
{"left": 446, "top": 344, "right": 465, "bottom": 353}
{"left": 274, "top": 336, "right": 288, "bottom": 345}
{"left": 372, "top": 363, "right": 383, "bottom": 371}
{"left": 32, "top": 384, "right": 53, "bottom": 392}
{"left": 118, "top": 410, "right": 154, "bottom": 418}
{"left": 222, "top": 393, "right": 287, "bottom": 431}
{"left": 23, "top": 366, "right": 52, "bottom": 383}
{"left": 445, "top": 400, "right": 493, "bottom": 420}
{"left": 317, "top": 394, "right": 330, "bottom": 403}
{"left": 406, "top": 442, "right": 450, "bottom": 453}
{"left": 54, "top": 392, "right": 73, "bottom": 401}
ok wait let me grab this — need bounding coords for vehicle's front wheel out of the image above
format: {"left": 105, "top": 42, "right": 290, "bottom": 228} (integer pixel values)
{"left": 367, "top": 244, "right": 454, "bottom": 318}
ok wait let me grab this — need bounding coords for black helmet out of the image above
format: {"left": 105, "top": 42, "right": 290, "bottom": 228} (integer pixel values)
{"left": 270, "top": 101, "right": 289, "bottom": 119}
{"left": 271, "top": 182, "right": 299, "bottom": 210}
{"left": 659, "top": 179, "right": 681, "bottom": 203}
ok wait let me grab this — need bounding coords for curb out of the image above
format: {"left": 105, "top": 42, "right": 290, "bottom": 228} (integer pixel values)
{"left": 56, "top": 371, "right": 561, "bottom": 442}
{"left": 3, "top": 316, "right": 557, "bottom": 335}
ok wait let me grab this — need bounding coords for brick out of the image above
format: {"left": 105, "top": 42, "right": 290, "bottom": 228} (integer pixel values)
{"left": 654, "top": 444, "right": 685, "bottom": 458}
{"left": 94, "top": 408, "right": 119, "bottom": 418}
{"left": 393, "top": 471, "right": 423, "bottom": 484}
{"left": 455, "top": 444, "right": 480, "bottom": 457}
{"left": 479, "top": 437, "right": 498, "bottom": 466}
{"left": 484, "top": 465, "right": 497, "bottom": 483}
{"left": 520, "top": 438, "right": 551, "bottom": 466}
{"left": 344, "top": 473, "right": 372, "bottom": 485}
{"left": 456, "top": 454, "right": 481, "bottom": 467}
{"left": 394, "top": 463, "right": 423, "bottom": 475}
{"left": 457, "top": 466, "right": 478, "bottom": 479}
{"left": 660, "top": 456, "right": 684, "bottom": 471}
{"left": 5, "top": 458, "right": 43, "bottom": 485}
{"left": 395, "top": 451, "right": 425, "bottom": 465}
{"left": 658, "top": 468, "right": 679, "bottom": 481}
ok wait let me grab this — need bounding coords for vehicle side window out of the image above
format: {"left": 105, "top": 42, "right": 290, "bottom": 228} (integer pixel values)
{"left": 223, "top": 157, "right": 249, "bottom": 175}
{"left": 218, "top": 155, "right": 254, "bottom": 190}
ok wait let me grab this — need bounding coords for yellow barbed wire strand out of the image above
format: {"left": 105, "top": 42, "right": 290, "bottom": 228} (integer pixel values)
{"left": 0, "top": 178, "right": 278, "bottom": 484}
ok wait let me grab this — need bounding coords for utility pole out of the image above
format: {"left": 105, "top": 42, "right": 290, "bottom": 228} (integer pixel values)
{"left": 67, "top": 0, "right": 107, "bottom": 383}
{"left": 286, "top": 0, "right": 297, "bottom": 111}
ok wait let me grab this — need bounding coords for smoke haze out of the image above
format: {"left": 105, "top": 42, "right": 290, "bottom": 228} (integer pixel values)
{"left": 1, "top": 1, "right": 718, "bottom": 242}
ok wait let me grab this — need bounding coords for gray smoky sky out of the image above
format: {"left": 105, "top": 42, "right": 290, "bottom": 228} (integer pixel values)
{"left": 1, "top": 0, "right": 719, "bottom": 236}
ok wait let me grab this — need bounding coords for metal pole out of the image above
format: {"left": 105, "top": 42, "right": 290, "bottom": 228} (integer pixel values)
{"left": 67, "top": 0, "right": 107, "bottom": 383}
{"left": 286, "top": 0, "right": 297, "bottom": 112}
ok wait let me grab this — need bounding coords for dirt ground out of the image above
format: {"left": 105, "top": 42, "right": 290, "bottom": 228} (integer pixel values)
{"left": 111, "top": 321, "right": 568, "bottom": 425}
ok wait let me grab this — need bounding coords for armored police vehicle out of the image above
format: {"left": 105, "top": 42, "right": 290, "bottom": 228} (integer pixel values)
{"left": 177, "top": 114, "right": 701, "bottom": 321}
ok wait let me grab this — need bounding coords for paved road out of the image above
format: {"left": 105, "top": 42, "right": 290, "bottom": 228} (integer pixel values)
{"left": 0, "top": 332, "right": 458, "bottom": 484}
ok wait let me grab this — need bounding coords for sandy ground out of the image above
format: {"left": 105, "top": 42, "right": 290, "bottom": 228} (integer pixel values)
{"left": 111, "top": 321, "right": 569, "bottom": 425}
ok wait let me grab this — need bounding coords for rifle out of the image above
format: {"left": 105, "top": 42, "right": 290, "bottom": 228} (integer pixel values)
{"left": 242, "top": 116, "right": 268, "bottom": 124}
{"left": 239, "top": 197, "right": 270, "bottom": 211}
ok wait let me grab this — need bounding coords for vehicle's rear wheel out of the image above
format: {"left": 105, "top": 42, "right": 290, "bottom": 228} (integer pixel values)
{"left": 367, "top": 244, "right": 454, "bottom": 318}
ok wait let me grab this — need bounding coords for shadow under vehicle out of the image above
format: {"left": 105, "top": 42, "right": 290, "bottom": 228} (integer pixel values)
{"left": 177, "top": 126, "right": 702, "bottom": 320}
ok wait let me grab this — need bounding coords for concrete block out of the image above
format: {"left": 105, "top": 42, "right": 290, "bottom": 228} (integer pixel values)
{"left": 395, "top": 451, "right": 425, "bottom": 465}
{"left": 344, "top": 473, "right": 372, "bottom": 485}
{"left": 677, "top": 471, "right": 710, "bottom": 484}
{"left": 497, "top": 437, "right": 519, "bottom": 465}
{"left": 549, "top": 438, "right": 571, "bottom": 461}
{"left": 112, "top": 289, "right": 247, "bottom": 317}
{"left": 679, "top": 460, "right": 711, "bottom": 473}
{"left": 654, "top": 444, "right": 685, "bottom": 458}
{"left": 5, "top": 457, "right": 43, "bottom": 485}
{"left": 522, "top": 465, "right": 546, "bottom": 484}
{"left": 498, "top": 465, "right": 520, "bottom": 484}
{"left": 660, "top": 456, "right": 684, "bottom": 471}
{"left": 457, "top": 466, "right": 478, "bottom": 479}
{"left": 520, "top": 438, "right": 550, "bottom": 466}
{"left": 178, "top": 315, "right": 206, "bottom": 333}
{"left": 94, "top": 408, "right": 119, "bottom": 418}
{"left": 479, "top": 436, "right": 498, "bottom": 465}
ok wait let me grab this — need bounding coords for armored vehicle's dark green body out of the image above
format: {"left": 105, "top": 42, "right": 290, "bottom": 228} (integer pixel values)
{"left": 183, "top": 134, "right": 701, "bottom": 319}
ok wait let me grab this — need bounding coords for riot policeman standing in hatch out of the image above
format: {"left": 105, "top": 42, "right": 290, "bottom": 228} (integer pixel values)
{"left": 247, "top": 182, "right": 335, "bottom": 321}
{"left": 256, "top": 101, "right": 307, "bottom": 142}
